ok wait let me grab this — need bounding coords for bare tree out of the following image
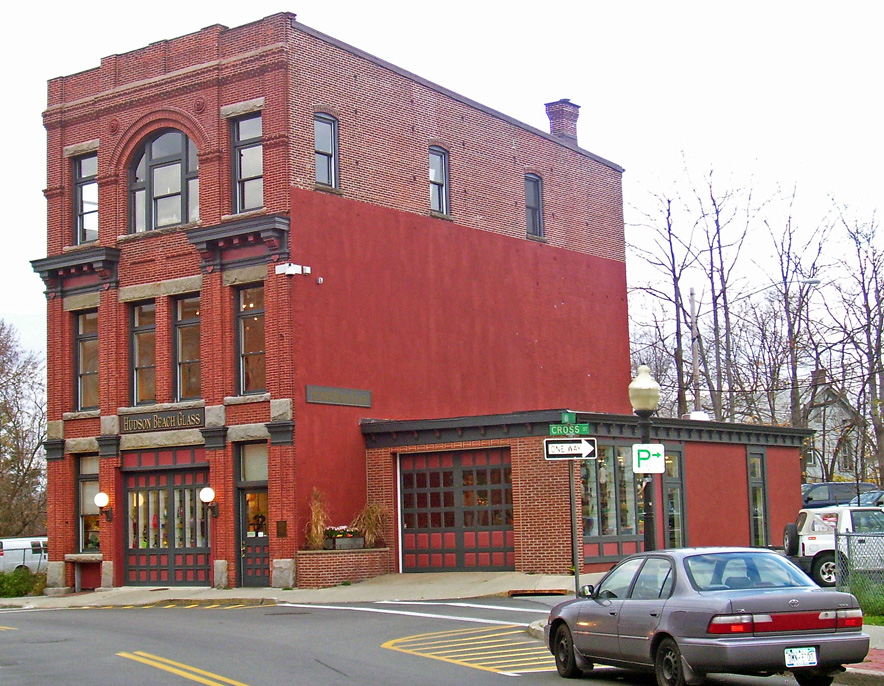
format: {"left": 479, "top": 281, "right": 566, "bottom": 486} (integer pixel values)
{"left": 826, "top": 211, "right": 884, "bottom": 482}
{"left": 0, "top": 320, "right": 46, "bottom": 537}
{"left": 629, "top": 189, "right": 698, "bottom": 417}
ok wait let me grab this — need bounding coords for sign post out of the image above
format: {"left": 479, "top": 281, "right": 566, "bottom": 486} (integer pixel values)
{"left": 544, "top": 437, "right": 598, "bottom": 596}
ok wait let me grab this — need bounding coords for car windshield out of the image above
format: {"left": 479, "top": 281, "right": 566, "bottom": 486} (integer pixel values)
{"left": 850, "top": 508, "right": 884, "bottom": 532}
{"left": 683, "top": 551, "right": 815, "bottom": 591}
{"left": 850, "top": 491, "right": 884, "bottom": 507}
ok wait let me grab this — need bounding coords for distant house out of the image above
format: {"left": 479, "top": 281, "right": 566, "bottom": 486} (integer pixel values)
{"left": 801, "top": 371, "right": 867, "bottom": 483}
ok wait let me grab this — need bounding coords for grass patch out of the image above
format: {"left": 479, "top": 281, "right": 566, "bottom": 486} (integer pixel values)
{"left": 863, "top": 615, "right": 884, "bottom": 626}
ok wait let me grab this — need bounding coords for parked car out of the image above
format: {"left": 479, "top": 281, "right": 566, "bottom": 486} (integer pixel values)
{"left": 545, "top": 547, "right": 868, "bottom": 686}
{"left": 784, "top": 506, "right": 884, "bottom": 586}
{"left": 0, "top": 537, "right": 48, "bottom": 574}
{"left": 848, "top": 490, "right": 884, "bottom": 507}
{"left": 801, "top": 482, "right": 877, "bottom": 508}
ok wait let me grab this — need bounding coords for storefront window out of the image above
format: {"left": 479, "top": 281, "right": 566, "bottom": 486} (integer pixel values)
{"left": 663, "top": 450, "right": 686, "bottom": 548}
{"left": 581, "top": 445, "right": 638, "bottom": 537}
{"left": 129, "top": 485, "right": 209, "bottom": 550}
{"left": 748, "top": 448, "right": 768, "bottom": 547}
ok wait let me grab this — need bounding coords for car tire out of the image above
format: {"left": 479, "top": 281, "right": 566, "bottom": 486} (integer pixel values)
{"left": 792, "top": 668, "right": 835, "bottom": 686}
{"left": 655, "top": 637, "right": 686, "bottom": 686}
{"left": 783, "top": 523, "right": 799, "bottom": 556}
{"left": 811, "top": 552, "right": 837, "bottom": 587}
{"left": 553, "top": 623, "right": 583, "bottom": 678}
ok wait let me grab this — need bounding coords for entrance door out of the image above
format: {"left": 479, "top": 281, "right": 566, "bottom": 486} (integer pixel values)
{"left": 239, "top": 489, "right": 270, "bottom": 586}
{"left": 400, "top": 448, "right": 514, "bottom": 572}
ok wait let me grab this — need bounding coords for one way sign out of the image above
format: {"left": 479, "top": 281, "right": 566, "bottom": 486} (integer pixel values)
{"left": 544, "top": 437, "right": 597, "bottom": 460}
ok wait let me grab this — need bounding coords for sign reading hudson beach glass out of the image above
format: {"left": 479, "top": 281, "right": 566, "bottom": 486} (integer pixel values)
{"left": 121, "top": 408, "right": 206, "bottom": 434}
{"left": 306, "top": 385, "right": 371, "bottom": 408}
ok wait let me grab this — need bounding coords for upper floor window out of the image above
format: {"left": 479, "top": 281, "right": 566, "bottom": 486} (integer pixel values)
{"left": 429, "top": 146, "right": 449, "bottom": 215}
{"left": 74, "top": 153, "right": 98, "bottom": 244}
{"left": 237, "top": 286, "right": 265, "bottom": 395}
{"left": 130, "top": 130, "right": 199, "bottom": 232}
{"left": 131, "top": 302, "right": 156, "bottom": 405}
{"left": 232, "top": 114, "right": 263, "bottom": 212}
{"left": 175, "top": 295, "right": 201, "bottom": 401}
{"left": 76, "top": 310, "right": 99, "bottom": 411}
{"left": 525, "top": 174, "right": 544, "bottom": 237}
{"left": 314, "top": 114, "right": 338, "bottom": 188}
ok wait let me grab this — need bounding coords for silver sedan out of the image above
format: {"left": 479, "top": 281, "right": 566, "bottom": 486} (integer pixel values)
{"left": 544, "top": 547, "right": 869, "bottom": 686}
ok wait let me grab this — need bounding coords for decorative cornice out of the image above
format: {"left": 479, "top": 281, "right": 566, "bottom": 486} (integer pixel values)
{"left": 201, "top": 426, "right": 228, "bottom": 450}
{"left": 360, "top": 409, "right": 813, "bottom": 449}
{"left": 31, "top": 246, "right": 121, "bottom": 298}
{"left": 185, "top": 214, "right": 289, "bottom": 273}
{"left": 44, "top": 439, "right": 66, "bottom": 461}
{"left": 266, "top": 420, "right": 294, "bottom": 445}
{"left": 97, "top": 435, "right": 121, "bottom": 458}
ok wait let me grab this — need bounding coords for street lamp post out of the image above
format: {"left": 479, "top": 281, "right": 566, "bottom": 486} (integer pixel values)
{"left": 629, "top": 365, "right": 661, "bottom": 552}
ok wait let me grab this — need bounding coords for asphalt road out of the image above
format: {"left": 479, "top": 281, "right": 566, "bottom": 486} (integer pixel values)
{"left": 0, "top": 598, "right": 821, "bottom": 686}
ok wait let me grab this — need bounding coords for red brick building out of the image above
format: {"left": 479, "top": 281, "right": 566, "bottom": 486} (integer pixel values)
{"left": 32, "top": 13, "right": 807, "bottom": 591}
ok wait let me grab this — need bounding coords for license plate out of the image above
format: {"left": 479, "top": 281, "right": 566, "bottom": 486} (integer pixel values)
{"left": 785, "top": 647, "right": 817, "bottom": 668}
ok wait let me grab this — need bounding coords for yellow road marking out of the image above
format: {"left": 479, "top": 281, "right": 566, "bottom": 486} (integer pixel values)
{"left": 117, "top": 651, "right": 250, "bottom": 686}
{"left": 0, "top": 625, "right": 17, "bottom": 631}
{"left": 383, "top": 625, "right": 556, "bottom": 675}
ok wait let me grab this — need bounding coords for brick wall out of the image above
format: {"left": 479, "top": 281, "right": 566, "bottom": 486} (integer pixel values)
{"left": 296, "top": 548, "right": 394, "bottom": 588}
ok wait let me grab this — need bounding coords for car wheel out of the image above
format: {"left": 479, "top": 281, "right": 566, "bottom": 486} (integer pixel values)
{"left": 811, "top": 552, "right": 837, "bottom": 587}
{"left": 792, "top": 669, "right": 835, "bottom": 686}
{"left": 655, "top": 637, "right": 686, "bottom": 686}
{"left": 553, "top": 623, "right": 583, "bottom": 678}
{"left": 783, "top": 522, "right": 799, "bottom": 556}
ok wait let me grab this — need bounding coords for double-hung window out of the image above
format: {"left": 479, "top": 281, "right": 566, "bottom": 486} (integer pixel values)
{"left": 74, "top": 153, "right": 98, "bottom": 244}
{"left": 429, "top": 146, "right": 449, "bottom": 215}
{"left": 237, "top": 286, "right": 266, "bottom": 394}
{"left": 175, "top": 296, "right": 201, "bottom": 401}
{"left": 76, "top": 310, "right": 99, "bottom": 411}
{"left": 130, "top": 130, "right": 199, "bottom": 232}
{"left": 132, "top": 302, "right": 156, "bottom": 405}
{"left": 232, "top": 114, "right": 263, "bottom": 212}
{"left": 525, "top": 173, "right": 544, "bottom": 237}
{"left": 314, "top": 114, "right": 338, "bottom": 188}
{"left": 78, "top": 455, "right": 100, "bottom": 550}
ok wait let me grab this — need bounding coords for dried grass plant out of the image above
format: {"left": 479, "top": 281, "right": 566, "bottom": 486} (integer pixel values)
{"left": 304, "top": 488, "right": 330, "bottom": 550}
{"left": 350, "top": 502, "right": 390, "bottom": 548}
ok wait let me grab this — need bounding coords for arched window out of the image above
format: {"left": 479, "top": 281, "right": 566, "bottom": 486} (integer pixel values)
{"left": 130, "top": 130, "right": 199, "bottom": 232}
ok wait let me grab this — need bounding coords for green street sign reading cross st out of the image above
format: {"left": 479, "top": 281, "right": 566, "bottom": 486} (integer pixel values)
{"left": 549, "top": 423, "right": 590, "bottom": 436}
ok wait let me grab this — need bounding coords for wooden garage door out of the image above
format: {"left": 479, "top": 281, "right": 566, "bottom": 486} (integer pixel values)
{"left": 400, "top": 448, "right": 514, "bottom": 572}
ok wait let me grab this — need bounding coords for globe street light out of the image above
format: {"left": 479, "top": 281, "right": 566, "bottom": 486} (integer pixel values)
{"left": 629, "top": 365, "right": 661, "bottom": 551}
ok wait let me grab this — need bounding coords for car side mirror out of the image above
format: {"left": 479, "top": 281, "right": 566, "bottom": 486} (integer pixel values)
{"left": 577, "top": 584, "right": 594, "bottom": 598}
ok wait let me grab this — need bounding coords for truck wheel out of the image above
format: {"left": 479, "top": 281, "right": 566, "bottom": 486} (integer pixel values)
{"left": 811, "top": 552, "right": 837, "bottom": 587}
{"left": 783, "top": 523, "right": 799, "bottom": 556}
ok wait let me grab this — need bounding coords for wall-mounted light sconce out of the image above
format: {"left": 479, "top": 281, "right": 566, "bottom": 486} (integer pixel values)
{"left": 199, "top": 486, "right": 219, "bottom": 517}
{"left": 93, "top": 491, "right": 113, "bottom": 522}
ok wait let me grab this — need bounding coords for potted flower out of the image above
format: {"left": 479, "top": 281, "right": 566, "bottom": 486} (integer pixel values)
{"left": 323, "top": 525, "right": 364, "bottom": 550}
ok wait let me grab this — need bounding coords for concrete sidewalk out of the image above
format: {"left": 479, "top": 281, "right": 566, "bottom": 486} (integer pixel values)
{"left": 1, "top": 571, "right": 881, "bottom": 684}
{"left": 0, "top": 571, "right": 585, "bottom": 610}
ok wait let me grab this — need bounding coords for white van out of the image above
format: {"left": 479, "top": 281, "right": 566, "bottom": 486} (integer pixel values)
{"left": 0, "top": 537, "right": 48, "bottom": 574}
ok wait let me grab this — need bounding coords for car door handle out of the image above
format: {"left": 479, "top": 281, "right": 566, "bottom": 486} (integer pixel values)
{"left": 609, "top": 611, "right": 618, "bottom": 616}
{"left": 650, "top": 612, "right": 659, "bottom": 617}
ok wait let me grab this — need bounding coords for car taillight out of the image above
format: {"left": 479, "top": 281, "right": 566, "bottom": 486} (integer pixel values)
{"left": 837, "top": 609, "right": 864, "bottom": 629}
{"left": 708, "top": 609, "right": 864, "bottom": 634}
{"left": 708, "top": 614, "right": 754, "bottom": 633}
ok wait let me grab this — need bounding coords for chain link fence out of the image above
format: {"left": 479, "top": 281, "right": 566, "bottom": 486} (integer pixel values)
{"left": 835, "top": 531, "right": 884, "bottom": 615}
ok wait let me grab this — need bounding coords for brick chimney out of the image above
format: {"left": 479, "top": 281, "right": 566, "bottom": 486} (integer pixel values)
{"left": 545, "top": 99, "right": 580, "bottom": 144}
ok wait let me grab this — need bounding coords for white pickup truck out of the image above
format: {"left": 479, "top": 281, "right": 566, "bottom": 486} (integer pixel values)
{"left": 783, "top": 506, "right": 884, "bottom": 586}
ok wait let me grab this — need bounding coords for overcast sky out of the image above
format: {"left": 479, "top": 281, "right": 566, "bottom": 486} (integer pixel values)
{"left": 6, "top": 1, "right": 883, "bottom": 355}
